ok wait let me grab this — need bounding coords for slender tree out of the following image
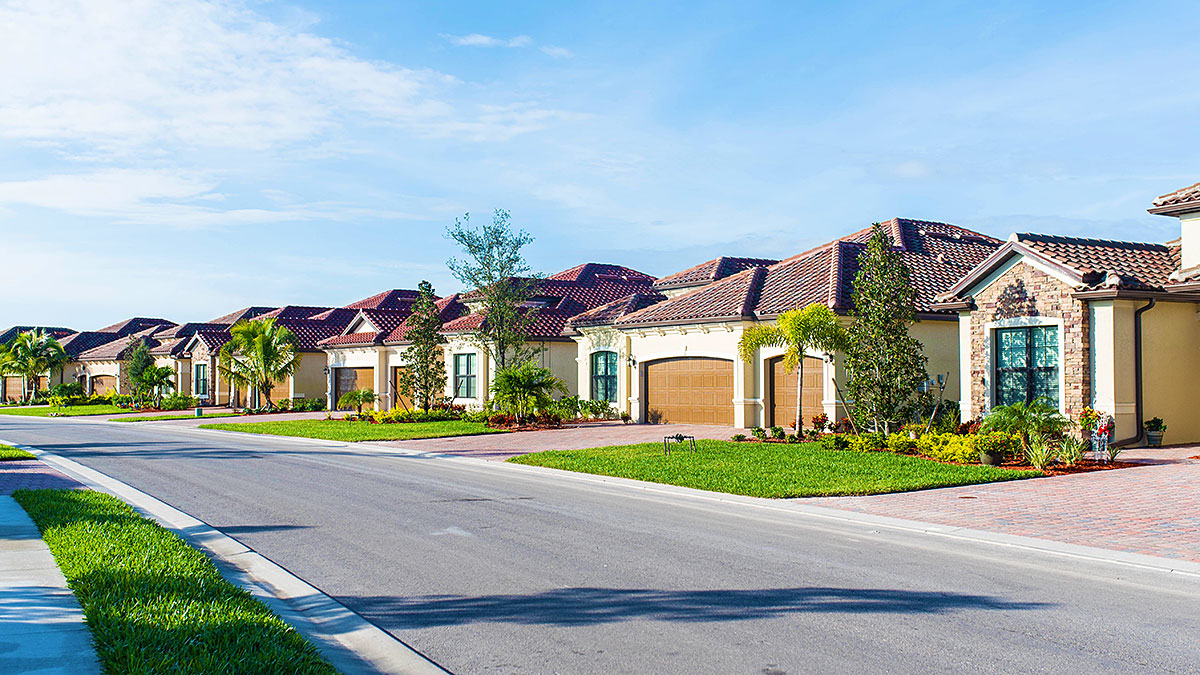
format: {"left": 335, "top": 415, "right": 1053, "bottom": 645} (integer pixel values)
{"left": 125, "top": 340, "right": 154, "bottom": 403}
{"left": 844, "top": 223, "right": 929, "bottom": 433}
{"left": 139, "top": 365, "right": 177, "bottom": 408}
{"left": 738, "top": 304, "right": 847, "bottom": 431}
{"left": 445, "top": 209, "right": 541, "bottom": 369}
{"left": 218, "top": 318, "right": 301, "bottom": 409}
{"left": 0, "top": 330, "right": 67, "bottom": 402}
{"left": 397, "top": 280, "right": 448, "bottom": 411}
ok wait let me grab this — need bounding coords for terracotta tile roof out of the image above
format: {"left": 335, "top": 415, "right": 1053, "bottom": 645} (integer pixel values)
{"left": 1017, "top": 233, "right": 1180, "bottom": 291}
{"left": 306, "top": 307, "right": 358, "bottom": 323}
{"left": 58, "top": 331, "right": 122, "bottom": 358}
{"left": 256, "top": 306, "right": 333, "bottom": 320}
{"left": 443, "top": 265, "right": 656, "bottom": 340}
{"left": 610, "top": 218, "right": 1001, "bottom": 327}
{"left": 95, "top": 317, "right": 176, "bottom": 336}
{"left": 152, "top": 322, "right": 228, "bottom": 340}
{"left": 1150, "top": 180, "right": 1200, "bottom": 213}
{"left": 0, "top": 326, "right": 75, "bottom": 345}
{"left": 78, "top": 326, "right": 163, "bottom": 361}
{"left": 273, "top": 316, "right": 354, "bottom": 351}
{"left": 343, "top": 289, "right": 422, "bottom": 310}
{"left": 565, "top": 292, "right": 669, "bottom": 330}
{"left": 652, "top": 256, "right": 780, "bottom": 291}
{"left": 187, "top": 329, "right": 232, "bottom": 355}
{"left": 384, "top": 294, "right": 468, "bottom": 344}
{"left": 206, "top": 306, "right": 277, "bottom": 324}
{"left": 149, "top": 337, "right": 188, "bottom": 357}
{"left": 319, "top": 308, "right": 416, "bottom": 348}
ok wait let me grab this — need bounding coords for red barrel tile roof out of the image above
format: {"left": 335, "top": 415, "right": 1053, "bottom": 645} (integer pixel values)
{"left": 652, "top": 256, "right": 780, "bottom": 291}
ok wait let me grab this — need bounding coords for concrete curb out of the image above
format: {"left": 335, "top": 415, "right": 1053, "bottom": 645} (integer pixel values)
{"left": 0, "top": 438, "right": 449, "bottom": 675}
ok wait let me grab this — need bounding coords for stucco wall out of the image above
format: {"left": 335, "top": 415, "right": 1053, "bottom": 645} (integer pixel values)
{"left": 1140, "top": 300, "right": 1200, "bottom": 444}
{"left": 82, "top": 361, "right": 128, "bottom": 394}
{"left": 966, "top": 259, "right": 1089, "bottom": 420}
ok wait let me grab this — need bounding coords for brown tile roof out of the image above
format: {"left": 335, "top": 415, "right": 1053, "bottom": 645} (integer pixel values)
{"left": 609, "top": 218, "right": 1001, "bottom": 328}
{"left": 443, "top": 264, "right": 656, "bottom": 340}
{"left": 384, "top": 294, "right": 468, "bottom": 344}
{"left": 1150, "top": 180, "right": 1200, "bottom": 214}
{"left": 95, "top": 317, "right": 176, "bottom": 336}
{"left": 565, "top": 292, "right": 669, "bottom": 330}
{"left": 274, "top": 316, "right": 354, "bottom": 351}
{"left": 1018, "top": 233, "right": 1180, "bottom": 291}
{"left": 652, "top": 256, "right": 779, "bottom": 291}
{"left": 207, "top": 306, "right": 277, "bottom": 324}
{"left": 58, "top": 331, "right": 122, "bottom": 358}
{"left": 306, "top": 307, "right": 358, "bottom": 323}
{"left": 78, "top": 326, "right": 163, "bottom": 361}
{"left": 187, "top": 329, "right": 232, "bottom": 355}
{"left": 343, "top": 289, "right": 421, "bottom": 310}
{"left": 319, "top": 308, "right": 416, "bottom": 348}
{"left": 0, "top": 326, "right": 75, "bottom": 345}
{"left": 256, "top": 306, "right": 333, "bottom": 320}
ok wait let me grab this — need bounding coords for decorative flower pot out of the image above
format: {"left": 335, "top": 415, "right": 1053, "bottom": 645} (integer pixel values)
{"left": 1146, "top": 430, "right": 1165, "bottom": 447}
{"left": 979, "top": 448, "right": 1005, "bottom": 466}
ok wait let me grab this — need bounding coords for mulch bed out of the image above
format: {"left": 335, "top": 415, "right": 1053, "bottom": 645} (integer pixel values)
{"left": 1002, "top": 458, "right": 1138, "bottom": 476}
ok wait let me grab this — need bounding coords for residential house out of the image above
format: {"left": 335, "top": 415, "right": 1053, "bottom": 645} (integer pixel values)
{"left": 441, "top": 263, "right": 657, "bottom": 408}
{"left": 0, "top": 325, "right": 75, "bottom": 401}
{"left": 149, "top": 307, "right": 278, "bottom": 401}
{"left": 76, "top": 319, "right": 177, "bottom": 394}
{"left": 564, "top": 219, "right": 1002, "bottom": 427}
{"left": 935, "top": 180, "right": 1200, "bottom": 444}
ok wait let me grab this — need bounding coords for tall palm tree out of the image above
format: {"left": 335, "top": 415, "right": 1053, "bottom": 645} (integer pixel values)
{"left": 0, "top": 330, "right": 67, "bottom": 403}
{"left": 217, "top": 318, "right": 300, "bottom": 410}
{"left": 738, "top": 304, "right": 847, "bottom": 431}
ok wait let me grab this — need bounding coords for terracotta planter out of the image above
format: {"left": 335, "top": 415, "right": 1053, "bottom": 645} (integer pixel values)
{"left": 1146, "top": 430, "right": 1165, "bottom": 447}
{"left": 979, "top": 448, "right": 1005, "bottom": 466}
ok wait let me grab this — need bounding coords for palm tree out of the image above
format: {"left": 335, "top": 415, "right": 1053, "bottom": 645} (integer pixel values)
{"left": 738, "top": 304, "right": 847, "bottom": 431}
{"left": 490, "top": 361, "right": 567, "bottom": 422}
{"left": 0, "top": 330, "right": 67, "bottom": 403}
{"left": 981, "top": 398, "right": 1070, "bottom": 452}
{"left": 139, "top": 365, "right": 177, "bottom": 408}
{"left": 337, "top": 388, "right": 376, "bottom": 414}
{"left": 217, "top": 318, "right": 300, "bottom": 410}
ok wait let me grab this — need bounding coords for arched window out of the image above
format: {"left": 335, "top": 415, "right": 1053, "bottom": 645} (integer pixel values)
{"left": 590, "top": 351, "right": 618, "bottom": 402}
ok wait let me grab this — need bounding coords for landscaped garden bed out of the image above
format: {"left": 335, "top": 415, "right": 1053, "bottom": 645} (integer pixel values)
{"left": 12, "top": 489, "right": 335, "bottom": 674}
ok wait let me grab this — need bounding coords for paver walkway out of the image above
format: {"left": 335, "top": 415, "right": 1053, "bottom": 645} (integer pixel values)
{"left": 0, "top": 495, "right": 99, "bottom": 674}
{"left": 812, "top": 446, "right": 1200, "bottom": 562}
{"left": 384, "top": 421, "right": 749, "bottom": 460}
{"left": 0, "top": 460, "right": 85, "bottom": 496}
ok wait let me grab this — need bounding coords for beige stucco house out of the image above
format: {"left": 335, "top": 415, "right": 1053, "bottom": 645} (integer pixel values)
{"left": 76, "top": 319, "right": 177, "bottom": 395}
{"left": 0, "top": 325, "right": 74, "bottom": 401}
{"left": 565, "top": 219, "right": 1002, "bottom": 428}
{"left": 936, "top": 181, "right": 1200, "bottom": 445}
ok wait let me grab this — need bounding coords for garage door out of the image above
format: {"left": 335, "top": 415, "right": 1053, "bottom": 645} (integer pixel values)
{"left": 644, "top": 357, "right": 734, "bottom": 425}
{"left": 90, "top": 376, "right": 118, "bottom": 396}
{"left": 334, "top": 367, "right": 375, "bottom": 409}
{"left": 3, "top": 377, "right": 23, "bottom": 402}
{"left": 391, "top": 367, "right": 414, "bottom": 412}
{"left": 266, "top": 377, "right": 290, "bottom": 405}
{"left": 769, "top": 355, "right": 825, "bottom": 429}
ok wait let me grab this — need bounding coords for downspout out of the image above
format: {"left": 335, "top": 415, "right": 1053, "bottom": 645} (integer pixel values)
{"left": 1110, "top": 299, "right": 1156, "bottom": 448}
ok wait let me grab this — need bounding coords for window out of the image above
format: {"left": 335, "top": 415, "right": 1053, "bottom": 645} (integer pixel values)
{"left": 994, "top": 325, "right": 1059, "bottom": 408}
{"left": 194, "top": 363, "right": 209, "bottom": 398}
{"left": 590, "top": 351, "right": 618, "bottom": 403}
{"left": 454, "top": 354, "right": 476, "bottom": 399}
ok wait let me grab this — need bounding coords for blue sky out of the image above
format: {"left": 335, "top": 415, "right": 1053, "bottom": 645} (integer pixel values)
{"left": 2, "top": 0, "right": 1198, "bottom": 329}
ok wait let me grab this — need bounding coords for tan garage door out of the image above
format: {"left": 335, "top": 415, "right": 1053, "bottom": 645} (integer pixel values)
{"left": 266, "top": 377, "right": 290, "bottom": 405}
{"left": 769, "top": 355, "right": 825, "bottom": 429}
{"left": 4, "top": 377, "right": 24, "bottom": 402}
{"left": 644, "top": 357, "right": 734, "bottom": 426}
{"left": 334, "top": 367, "right": 375, "bottom": 409}
{"left": 90, "top": 376, "right": 118, "bottom": 396}
{"left": 391, "top": 367, "right": 414, "bottom": 412}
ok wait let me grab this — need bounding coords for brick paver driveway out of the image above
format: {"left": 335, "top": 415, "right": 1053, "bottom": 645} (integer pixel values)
{"left": 0, "top": 459, "right": 84, "bottom": 495}
{"left": 812, "top": 446, "right": 1200, "bottom": 562}
{"left": 381, "top": 421, "right": 747, "bottom": 460}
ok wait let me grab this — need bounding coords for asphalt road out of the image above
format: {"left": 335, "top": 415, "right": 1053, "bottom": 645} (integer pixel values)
{"left": 4, "top": 416, "right": 1199, "bottom": 674}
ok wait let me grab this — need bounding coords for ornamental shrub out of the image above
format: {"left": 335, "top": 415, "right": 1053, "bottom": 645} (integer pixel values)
{"left": 818, "top": 434, "right": 850, "bottom": 452}
{"left": 731, "top": 433, "right": 747, "bottom": 442}
{"left": 849, "top": 432, "right": 886, "bottom": 452}
{"left": 751, "top": 427, "right": 768, "bottom": 441}
{"left": 972, "top": 432, "right": 1019, "bottom": 460}
{"left": 770, "top": 426, "right": 786, "bottom": 440}
{"left": 917, "top": 433, "right": 977, "bottom": 464}
{"left": 886, "top": 433, "right": 918, "bottom": 454}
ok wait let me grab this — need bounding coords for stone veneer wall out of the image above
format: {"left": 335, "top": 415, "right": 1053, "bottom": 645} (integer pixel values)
{"left": 968, "top": 261, "right": 1089, "bottom": 418}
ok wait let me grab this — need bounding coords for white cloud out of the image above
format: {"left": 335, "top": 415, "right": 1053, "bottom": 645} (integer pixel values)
{"left": 540, "top": 46, "right": 573, "bottom": 58}
{"left": 441, "top": 33, "right": 531, "bottom": 48}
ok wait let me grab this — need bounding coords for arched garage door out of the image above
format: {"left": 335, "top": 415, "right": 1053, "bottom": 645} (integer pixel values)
{"left": 90, "top": 376, "right": 118, "bottom": 396}
{"left": 644, "top": 357, "right": 734, "bottom": 426}
{"left": 768, "top": 355, "right": 825, "bottom": 429}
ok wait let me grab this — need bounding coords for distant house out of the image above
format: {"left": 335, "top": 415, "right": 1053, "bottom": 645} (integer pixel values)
{"left": 76, "top": 320, "right": 176, "bottom": 395}
{"left": 937, "top": 181, "right": 1200, "bottom": 444}
{"left": 564, "top": 219, "right": 1001, "bottom": 427}
{"left": 0, "top": 325, "right": 75, "bottom": 401}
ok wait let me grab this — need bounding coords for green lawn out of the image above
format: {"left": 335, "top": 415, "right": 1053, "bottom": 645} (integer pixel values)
{"left": 198, "top": 419, "right": 506, "bottom": 441}
{"left": 509, "top": 440, "right": 1041, "bottom": 498}
{"left": 12, "top": 489, "right": 335, "bottom": 674}
{"left": 0, "top": 404, "right": 126, "bottom": 417}
{"left": 111, "top": 412, "right": 240, "bottom": 423}
{"left": 0, "top": 444, "right": 35, "bottom": 460}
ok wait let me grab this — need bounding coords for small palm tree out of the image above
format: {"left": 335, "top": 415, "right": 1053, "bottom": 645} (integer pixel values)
{"left": 981, "top": 398, "right": 1070, "bottom": 452}
{"left": 490, "top": 361, "right": 567, "bottom": 422}
{"left": 218, "top": 318, "right": 300, "bottom": 410}
{"left": 0, "top": 330, "right": 67, "bottom": 403}
{"left": 139, "top": 365, "right": 177, "bottom": 408}
{"left": 738, "top": 304, "right": 847, "bottom": 431}
{"left": 337, "top": 388, "right": 377, "bottom": 413}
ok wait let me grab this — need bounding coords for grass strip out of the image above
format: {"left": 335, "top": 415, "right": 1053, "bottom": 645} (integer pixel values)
{"left": 0, "top": 404, "right": 128, "bottom": 417}
{"left": 0, "top": 443, "right": 35, "bottom": 460}
{"left": 111, "top": 412, "right": 240, "bottom": 423}
{"left": 12, "top": 489, "right": 336, "bottom": 674}
{"left": 509, "top": 440, "right": 1041, "bottom": 498}
{"left": 199, "top": 419, "right": 506, "bottom": 442}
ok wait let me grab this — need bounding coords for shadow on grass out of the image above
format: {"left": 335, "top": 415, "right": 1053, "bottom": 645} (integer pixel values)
{"left": 347, "top": 586, "right": 1051, "bottom": 629}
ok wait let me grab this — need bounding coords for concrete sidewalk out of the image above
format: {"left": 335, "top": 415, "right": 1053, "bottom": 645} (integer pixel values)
{"left": 0, "top": 496, "right": 99, "bottom": 674}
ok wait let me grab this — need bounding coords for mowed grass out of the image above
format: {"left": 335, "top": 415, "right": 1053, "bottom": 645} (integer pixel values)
{"left": 0, "top": 404, "right": 126, "bottom": 417}
{"left": 0, "top": 443, "right": 35, "bottom": 460}
{"left": 199, "top": 418, "right": 505, "bottom": 441}
{"left": 509, "top": 440, "right": 1041, "bottom": 498}
{"left": 111, "top": 412, "right": 240, "bottom": 423}
{"left": 12, "top": 489, "right": 335, "bottom": 674}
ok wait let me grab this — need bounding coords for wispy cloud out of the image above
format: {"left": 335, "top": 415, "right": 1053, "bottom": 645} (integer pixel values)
{"left": 540, "top": 45, "right": 573, "bottom": 58}
{"left": 441, "top": 33, "right": 532, "bottom": 48}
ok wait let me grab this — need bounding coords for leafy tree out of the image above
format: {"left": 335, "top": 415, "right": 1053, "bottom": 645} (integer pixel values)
{"left": 397, "top": 280, "right": 448, "bottom": 412}
{"left": 0, "top": 330, "right": 67, "bottom": 402}
{"left": 218, "top": 318, "right": 300, "bottom": 410}
{"left": 445, "top": 209, "right": 541, "bottom": 369}
{"left": 139, "top": 365, "right": 177, "bottom": 408}
{"left": 490, "top": 361, "right": 567, "bottom": 422}
{"left": 844, "top": 223, "right": 929, "bottom": 433}
{"left": 125, "top": 340, "right": 154, "bottom": 389}
{"left": 981, "top": 399, "right": 1070, "bottom": 452}
{"left": 738, "top": 304, "right": 847, "bottom": 431}
{"left": 337, "top": 388, "right": 377, "bottom": 414}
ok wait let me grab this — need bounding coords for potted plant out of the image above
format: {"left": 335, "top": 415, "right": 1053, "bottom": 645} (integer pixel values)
{"left": 1144, "top": 417, "right": 1167, "bottom": 447}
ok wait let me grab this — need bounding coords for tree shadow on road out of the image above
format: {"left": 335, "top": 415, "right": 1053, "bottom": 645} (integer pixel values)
{"left": 345, "top": 586, "right": 1051, "bottom": 629}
